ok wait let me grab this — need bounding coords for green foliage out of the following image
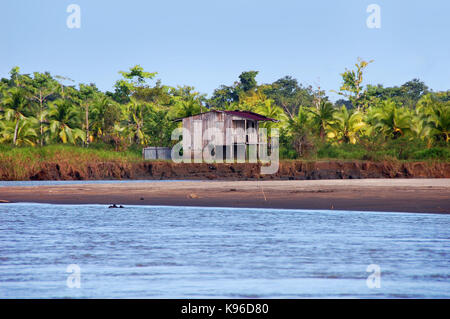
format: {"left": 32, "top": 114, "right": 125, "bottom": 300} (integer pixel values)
{"left": 372, "top": 100, "right": 412, "bottom": 139}
{"left": 336, "top": 58, "right": 373, "bottom": 110}
{"left": 238, "top": 71, "right": 259, "bottom": 92}
{"left": 143, "top": 108, "right": 178, "bottom": 147}
{"left": 0, "top": 117, "right": 38, "bottom": 146}
{"left": 364, "top": 79, "right": 429, "bottom": 109}
{"left": 308, "top": 101, "right": 335, "bottom": 140}
{"left": 0, "top": 144, "right": 143, "bottom": 180}
{"left": 90, "top": 96, "right": 121, "bottom": 137}
{"left": 263, "top": 76, "right": 315, "bottom": 117}
{"left": 48, "top": 99, "right": 85, "bottom": 144}
{"left": 413, "top": 147, "right": 450, "bottom": 160}
{"left": 113, "top": 65, "right": 157, "bottom": 103}
{"left": 0, "top": 61, "right": 448, "bottom": 163}
{"left": 328, "top": 106, "right": 365, "bottom": 144}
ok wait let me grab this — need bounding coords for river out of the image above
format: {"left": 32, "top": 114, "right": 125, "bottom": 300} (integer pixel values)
{"left": 0, "top": 203, "right": 448, "bottom": 298}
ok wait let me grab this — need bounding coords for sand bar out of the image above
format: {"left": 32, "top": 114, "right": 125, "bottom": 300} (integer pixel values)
{"left": 0, "top": 179, "right": 449, "bottom": 214}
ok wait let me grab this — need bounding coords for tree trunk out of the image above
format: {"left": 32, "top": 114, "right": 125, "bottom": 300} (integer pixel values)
{"left": 281, "top": 102, "right": 293, "bottom": 120}
{"left": 39, "top": 94, "right": 44, "bottom": 146}
{"left": 85, "top": 104, "right": 89, "bottom": 147}
{"left": 136, "top": 124, "right": 141, "bottom": 145}
{"left": 13, "top": 118, "right": 19, "bottom": 146}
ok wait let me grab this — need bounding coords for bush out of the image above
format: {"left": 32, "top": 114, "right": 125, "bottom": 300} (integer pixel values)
{"left": 413, "top": 147, "right": 450, "bottom": 160}
{"left": 284, "top": 137, "right": 450, "bottom": 162}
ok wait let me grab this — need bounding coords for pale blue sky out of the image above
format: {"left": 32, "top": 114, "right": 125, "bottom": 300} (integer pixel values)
{"left": 1, "top": 0, "right": 449, "bottom": 100}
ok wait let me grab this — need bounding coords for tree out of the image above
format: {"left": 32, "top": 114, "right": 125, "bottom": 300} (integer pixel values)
{"left": 54, "top": 75, "right": 75, "bottom": 99}
{"left": 410, "top": 112, "right": 432, "bottom": 145}
{"left": 113, "top": 65, "right": 157, "bottom": 103}
{"left": 78, "top": 83, "right": 99, "bottom": 146}
{"left": 336, "top": 58, "right": 373, "bottom": 110}
{"left": 209, "top": 85, "right": 238, "bottom": 109}
{"left": 428, "top": 102, "right": 449, "bottom": 143}
{"left": 364, "top": 79, "right": 429, "bottom": 109}
{"left": 372, "top": 100, "right": 411, "bottom": 139}
{"left": 335, "top": 98, "right": 354, "bottom": 110}
{"left": 208, "top": 71, "right": 260, "bottom": 109}
{"left": 48, "top": 99, "right": 85, "bottom": 144}
{"left": 28, "top": 72, "right": 58, "bottom": 146}
{"left": 90, "top": 96, "right": 121, "bottom": 138}
{"left": 328, "top": 106, "right": 365, "bottom": 144}
{"left": 123, "top": 98, "right": 151, "bottom": 145}
{"left": 174, "top": 98, "right": 202, "bottom": 119}
{"left": 2, "top": 87, "right": 30, "bottom": 145}
{"left": 0, "top": 117, "right": 38, "bottom": 146}
{"left": 400, "top": 79, "right": 429, "bottom": 108}
{"left": 133, "top": 80, "right": 172, "bottom": 105}
{"left": 308, "top": 101, "right": 335, "bottom": 140}
{"left": 288, "top": 106, "right": 313, "bottom": 156}
{"left": 263, "top": 76, "right": 315, "bottom": 118}
{"left": 417, "top": 94, "right": 449, "bottom": 143}
{"left": 144, "top": 108, "right": 178, "bottom": 147}
{"left": 238, "top": 71, "right": 259, "bottom": 92}
{"left": 9, "top": 66, "right": 24, "bottom": 87}
{"left": 255, "top": 99, "right": 288, "bottom": 129}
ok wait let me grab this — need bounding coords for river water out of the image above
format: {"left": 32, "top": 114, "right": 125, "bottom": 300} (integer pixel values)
{"left": 0, "top": 203, "right": 448, "bottom": 298}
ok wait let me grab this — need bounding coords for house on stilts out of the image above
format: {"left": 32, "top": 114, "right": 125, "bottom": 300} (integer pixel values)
{"left": 173, "top": 110, "right": 278, "bottom": 162}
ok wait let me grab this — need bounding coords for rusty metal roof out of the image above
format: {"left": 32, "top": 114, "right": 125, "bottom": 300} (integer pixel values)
{"left": 222, "top": 110, "right": 278, "bottom": 122}
{"left": 173, "top": 110, "right": 278, "bottom": 122}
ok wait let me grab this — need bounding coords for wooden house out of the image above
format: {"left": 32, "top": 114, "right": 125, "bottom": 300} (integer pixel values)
{"left": 174, "top": 110, "right": 277, "bottom": 161}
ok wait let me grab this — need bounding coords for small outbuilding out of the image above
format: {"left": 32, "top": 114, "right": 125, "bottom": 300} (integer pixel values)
{"left": 142, "top": 146, "right": 172, "bottom": 160}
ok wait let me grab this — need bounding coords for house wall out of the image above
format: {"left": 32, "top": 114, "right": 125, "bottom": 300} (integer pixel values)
{"left": 181, "top": 111, "right": 262, "bottom": 161}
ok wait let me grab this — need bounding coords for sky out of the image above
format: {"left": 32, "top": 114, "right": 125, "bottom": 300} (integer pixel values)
{"left": 1, "top": 0, "right": 449, "bottom": 100}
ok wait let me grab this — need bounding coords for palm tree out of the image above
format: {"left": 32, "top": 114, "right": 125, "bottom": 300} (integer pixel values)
{"left": 123, "top": 98, "right": 150, "bottom": 145}
{"left": 90, "top": 96, "right": 120, "bottom": 138}
{"left": 308, "top": 101, "right": 335, "bottom": 140}
{"left": 410, "top": 113, "right": 433, "bottom": 146}
{"left": 427, "top": 103, "right": 449, "bottom": 143}
{"left": 417, "top": 95, "right": 449, "bottom": 143}
{"left": 288, "top": 106, "right": 312, "bottom": 156}
{"left": 0, "top": 117, "right": 38, "bottom": 146}
{"left": 1, "top": 87, "right": 29, "bottom": 145}
{"left": 255, "top": 100, "right": 288, "bottom": 129}
{"left": 372, "top": 100, "right": 411, "bottom": 139}
{"left": 328, "top": 106, "right": 365, "bottom": 144}
{"left": 48, "top": 99, "right": 85, "bottom": 144}
{"left": 175, "top": 98, "right": 202, "bottom": 118}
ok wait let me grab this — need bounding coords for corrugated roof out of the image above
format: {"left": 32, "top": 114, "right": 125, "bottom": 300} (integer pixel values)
{"left": 173, "top": 110, "right": 278, "bottom": 122}
{"left": 222, "top": 110, "right": 278, "bottom": 122}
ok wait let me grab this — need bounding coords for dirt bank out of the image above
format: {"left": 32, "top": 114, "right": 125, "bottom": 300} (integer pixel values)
{"left": 1, "top": 160, "right": 448, "bottom": 181}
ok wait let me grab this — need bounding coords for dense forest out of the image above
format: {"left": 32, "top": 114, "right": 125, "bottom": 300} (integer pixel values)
{"left": 0, "top": 59, "right": 449, "bottom": 161}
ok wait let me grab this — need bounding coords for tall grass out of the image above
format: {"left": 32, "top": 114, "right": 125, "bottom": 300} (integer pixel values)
{"left": 280, "top": 138, "right": 449, "bottom": 162}
{"left": 0, "top": 144, "right": 142, "bottom": 180}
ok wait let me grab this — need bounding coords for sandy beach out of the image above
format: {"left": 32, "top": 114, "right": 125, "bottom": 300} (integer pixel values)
{"left": 0, "top": 178, "right": 449, "bottom": 214}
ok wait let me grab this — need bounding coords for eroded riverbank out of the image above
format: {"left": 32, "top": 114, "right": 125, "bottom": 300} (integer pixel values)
{"left": 1, "top": 160, "right": 448, "bottom": 181}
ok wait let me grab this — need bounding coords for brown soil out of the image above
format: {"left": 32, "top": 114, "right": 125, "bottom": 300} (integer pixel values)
{"left": 1, "top": 179, "right": 449, "bottom": 214}
{"left": 2, "top": 160, "right": 448, "bottom": 181}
